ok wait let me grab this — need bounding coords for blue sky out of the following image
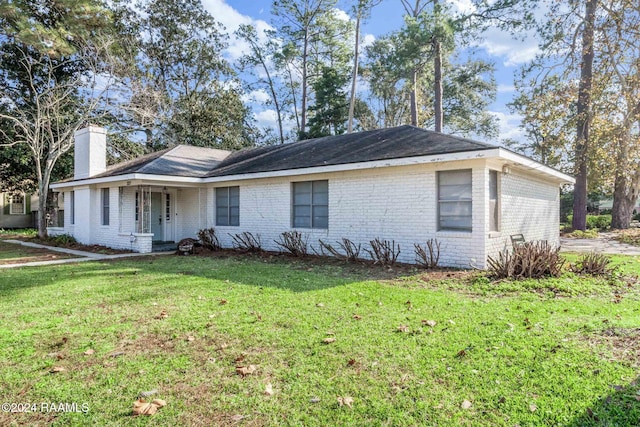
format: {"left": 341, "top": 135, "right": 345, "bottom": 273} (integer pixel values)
{"left": 201, "top": 0, "right": 543, "bottom": 143}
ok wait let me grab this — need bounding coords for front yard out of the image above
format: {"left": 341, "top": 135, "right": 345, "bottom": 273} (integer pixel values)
{"left": 0, "top": 250, "right": 639, "bottom": 426}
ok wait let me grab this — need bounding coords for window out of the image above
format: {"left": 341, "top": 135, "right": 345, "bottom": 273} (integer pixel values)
{"left": 135, "top": 192, "right": 139, "bottom": 222}
{"left": 101, "top": 188, "right": 110, "bottom": 226}
{"left": 165, "top": 193, "right": 171, "bottom": 221}
{"left": 438, "top": 170, "right": 472, "bottom": 231}
{"left": 489, "top": 170, "right": 499, "bottom": 232}
{"left": 9, "top": 193, "right": 25, "bottom": 215}
{"left": 70, "top": 191, "right": 75, "bottom": 225}
{"left": 292, "top": 180, "right": 328, "bottom": 229}
{"left": 216, "top": 186, "right": 239, "bottom": 226}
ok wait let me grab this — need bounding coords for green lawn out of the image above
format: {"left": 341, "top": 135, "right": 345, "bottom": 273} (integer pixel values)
{"left": 0, "top": 252, "right": 638, "bottom": 426}
{"left": 0, "top": 241, "right": 76, "bottom": 265}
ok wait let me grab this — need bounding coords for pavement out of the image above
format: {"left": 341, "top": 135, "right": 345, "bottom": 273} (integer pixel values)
{"left": 0, "top": 240, "right": 173, "bottom": 269}
{"left": 560, "top": 232, "right": 640, "bottom": 255}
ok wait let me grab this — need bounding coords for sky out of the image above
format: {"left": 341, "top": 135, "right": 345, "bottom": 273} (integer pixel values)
{"left": 200, "top": 0, "right": 543, "bottom": 144}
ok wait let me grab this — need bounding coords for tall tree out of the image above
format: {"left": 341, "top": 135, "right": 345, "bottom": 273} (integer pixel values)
{"left": 572, "top": 0, "right": 598, "bottom": 231}
{"left": 236, "top": 24, "right": 287, "bottom": 145}
{"left": 118, "top": 0, "right": 256, "bottom": 150}
{"left": 272, "top": 0, "right": 353, "bottom": 139}
{"left": 307, "top": 66, "right": 349, "bottom": 137}
{"left": 0, "top": 0, "right": 120, "bottom": 237}
{"left": 347, "top": 0, "right": 381, "bottom": 133}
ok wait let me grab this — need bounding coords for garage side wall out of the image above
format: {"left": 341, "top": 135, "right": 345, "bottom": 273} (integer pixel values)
{"left": 486, "top": 170, "right": 560, "bottom": 260}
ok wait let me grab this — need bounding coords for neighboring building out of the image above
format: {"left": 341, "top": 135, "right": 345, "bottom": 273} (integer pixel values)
{"left": 0, "top": 191, "right": 37, "bottom": 228}
{"left": 49, "top": 125, "right": 574, "bottom": 268}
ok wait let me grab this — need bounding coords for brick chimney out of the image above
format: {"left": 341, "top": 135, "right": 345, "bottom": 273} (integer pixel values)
{"left": 74, "top": 126, "right": 107, "bottom": 180}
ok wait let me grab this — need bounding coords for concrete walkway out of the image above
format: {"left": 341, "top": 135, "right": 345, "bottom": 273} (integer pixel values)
{"left": 560, "top": 232, "right": 640, "bottom": 255}
{"left": 0, "top": 240, "right": 173, "bottom": 269}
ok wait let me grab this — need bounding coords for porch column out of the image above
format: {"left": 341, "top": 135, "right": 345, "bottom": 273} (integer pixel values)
{"left": 74, "top": 185, "right": 92, "bottom": 245}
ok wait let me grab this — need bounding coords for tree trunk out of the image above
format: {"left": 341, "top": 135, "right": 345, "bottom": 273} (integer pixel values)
{"left": 347, "top": 13, "right": 361, "bottom": 134}
{"left": 37, "top": 180, "right": 48, "bottom": 239}
{"left": 611, "top": 174, "right": 638, "bottom": 229}
{"left": 300, "top": 28, "right": 309, "bottom": 139}
{"left": 571, "top": 0, "right": 597, "bottom": 231}
{"left": 433, "top": 37, "right": 443, "bottom": 132}
{"left": 410, "top": 67, "right": 418, "bottom": 126}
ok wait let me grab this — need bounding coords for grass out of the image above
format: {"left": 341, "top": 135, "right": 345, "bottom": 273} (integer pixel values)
{"left": 0, "top": 252, "right": 639, "bottom": 426}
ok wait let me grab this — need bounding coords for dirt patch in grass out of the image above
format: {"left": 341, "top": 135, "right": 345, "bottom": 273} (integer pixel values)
{"left": 586, "top": 327, "right": 640, "bottom": 367}
{"left": 0, "top": 242, "right": 77, "bottom": 265}
{"left": 613, "top": 228, "right": 640, "bottom": 247}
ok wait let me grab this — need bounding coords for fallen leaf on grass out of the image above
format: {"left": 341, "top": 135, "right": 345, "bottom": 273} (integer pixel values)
{"left": 231, "top": 414, "right": 245, "bottom": 422}
{"left": 323, "top": 337, "right": 336, "bottom": 344}
{"left": 461, "top": 400, "right": 472, "bottom": 409}
{"left": 83, "top": 349, "right": 95, "bottom": 355}
{"left": 422, "top": 320, "right": 437, "bottom": 327}
{"left": 529, "top": 403, "right": 537, "bottom": 412}
{"left": 397, "top": 325, "right": 409, "bottom": 333}
{"left": 132, "top": 398, "right": 167, "bottom": 416}
{"left": 219, "top": 299, "right": 228, "bottom": 305}
{"left": 456, "top": 349, "right": 467, "bottom": 358}
{"left": 310, "top": 397, "right": 321, "bottom": 403}
{"left": 316, "top": 303, "right": 324, "bottom": 307}
{"left": 347, "top": 358, "right": 357, "bottom": 367}
{"left": 337, "top": 396, "right": 354, "bottom": 408}
{"left": 498, "top": 397, "right": 506, "bottom": 404}
{"left": 352, "top": 314, "right": 362, "bottom": 320}
{"left": 236, "top": 365, "right": 257, "bottom": 376}
{"left": 186, "top": 336, "right": 195, "bottom": 342}
{"left": 264, "top": 383, "right": 274, "bottom": 396}
{"left": 50, "top": 366, "right": 66, "bottom": 373}
{"left": 155, "top": 310, "right": 169, "bottom": 319}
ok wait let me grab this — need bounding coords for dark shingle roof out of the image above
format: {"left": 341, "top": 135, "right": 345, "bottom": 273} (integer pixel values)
{"left": 89, "top": 126, "right": 497, "bottom": 181}
{"left": 94, "top": 145, "right": 231, "bottom": 178}
{"left": 206, "top": 125, "right": 496, "bottom": 177}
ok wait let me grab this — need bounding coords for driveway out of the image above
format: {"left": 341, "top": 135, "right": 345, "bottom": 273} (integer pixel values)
{"left": 560, "top": 232, "right": 640, "bottom": 255}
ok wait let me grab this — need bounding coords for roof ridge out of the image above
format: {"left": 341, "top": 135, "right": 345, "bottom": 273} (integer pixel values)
{"left": 137, "top": 145, "right": 183, "bottom": 174}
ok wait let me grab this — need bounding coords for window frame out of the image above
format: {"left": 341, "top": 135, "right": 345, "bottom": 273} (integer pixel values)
{"left": 489, "top": 170, "right": 500, "bottom": 232}
{"left": 101, "top": 188, "right": 110, "bottom": 226}
{"left": 291, "top": 180, "right": 329, "bottom": 229}
{"left": 215, "top": 186, "right": 240, "bottom": 227}
{"left": 8, "top": 193, "right": 26, "bottom": 215}
{"left": 70, "top": 191, "right": 75, "bottom": 225}
{"left": 437, "top": 169, "right": 473, "bottom": 232}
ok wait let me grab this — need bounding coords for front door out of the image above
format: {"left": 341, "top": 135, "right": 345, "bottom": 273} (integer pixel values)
{"left": 150, "top": 192, "right": 163, "bottom": 241}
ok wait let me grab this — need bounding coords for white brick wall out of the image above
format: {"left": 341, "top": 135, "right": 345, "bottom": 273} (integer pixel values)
{"left": 485, "top": 169, "right": 560, "bottom": 260}
{"left": 51, "top": 159, "right": 562, "bottom": 265}
{"left": 209, "top": 160, "right": 487, "bottom": 268}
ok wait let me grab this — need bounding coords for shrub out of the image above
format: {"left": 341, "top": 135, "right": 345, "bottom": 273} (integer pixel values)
{"left": 197, "top": 228, "right": 220, "bottom": 251}
{"left": 566, "top": 214, "right": 611, "bottom": 230}
{"left": 49, "top": 233, "right": 77, "bottom": 246}
{"left": 230, "top": 232, "right": 262, "bottom": 252}
{"left": 570, "top": 252, "right": 612, "bottom": 276}
{"left": 565, "top": 229, "right": 599, "bottom": 239}
{"left": 487, "top": 241, "right": 564, "bottom": 279}
{"left": 365, "top": 238, "right": 400, "bottom": 266}
{"left": 414, "top": 239, "right": 440, "bottom": 269}
{"left": 274, "top": 231, "right": 308, "bottom": 257}
{"left": 318, "top": 238, "right": 361, "bottom": 262}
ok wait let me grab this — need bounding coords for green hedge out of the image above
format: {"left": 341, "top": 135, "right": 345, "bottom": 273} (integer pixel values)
{"left": 566, "top": 214, "right": 611, "bottom": 230}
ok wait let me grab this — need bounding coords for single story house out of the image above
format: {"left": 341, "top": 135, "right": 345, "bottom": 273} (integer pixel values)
{"left": 49, "top": 125, "right": 574, "bottom": 268}
{"left": 0, "top": 191, "right": 37, "bottom": 228}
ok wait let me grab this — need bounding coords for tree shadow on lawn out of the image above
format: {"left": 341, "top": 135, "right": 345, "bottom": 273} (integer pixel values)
{"left": 566, "top": 376, "right": 640, "bottom": 426}
{"left": 0, "top": 251, "right": 444, "bottom": 296}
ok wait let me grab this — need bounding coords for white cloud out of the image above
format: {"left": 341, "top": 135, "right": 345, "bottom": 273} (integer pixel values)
{"left": 254, "top": 109, "right": 296, "bottom": 134}
{"left": 201, "top": 0, "right": 273, "bottom": 60}
{"left": 478, "top": 31, "right": 540, "bottom": 67}
{"left": 497, "top": 84, "right": 515, "bottom": 93}
{"left": 489, "top": 110, "right": 526, "bottom": 141}
{"left": 448, "top": 0, "right": 476, "bottom": 14}
{"left": 331, "top": 8, "right": 350, "bottom": 21}
{"left": 242, "top": 89, "right": 271, "bottom": 104}
{"left": 361, "top": 33, "right": 375, "bottom": 49}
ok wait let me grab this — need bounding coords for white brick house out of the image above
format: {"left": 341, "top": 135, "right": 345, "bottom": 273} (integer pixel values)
{"left": 49, "top": 125, "right": 574, "bottom": 268}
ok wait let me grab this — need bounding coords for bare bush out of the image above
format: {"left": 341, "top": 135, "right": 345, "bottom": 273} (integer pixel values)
{"left": 198, "top": 228, "right": 220, "bottom": 251}
{"left": 570, "top": 252, "right": 612, "bottom": 276}
{"left": 487, "top": 241, "right": 564, "bottom": 279}
{"left": 414, "top": 239, "right": 441, "bottom": 268}
{"left": 230, "top": 232, "right": 263, "bottom": 252}
{"left": 274, "top": 231, "right": 308, "bottom": 257}
{"left": 365, "top": 238, "right": 400, "bottom": 266}
{"left": 318, "top": 238, "right": 362, "bottom": 262}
